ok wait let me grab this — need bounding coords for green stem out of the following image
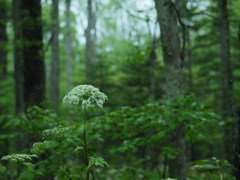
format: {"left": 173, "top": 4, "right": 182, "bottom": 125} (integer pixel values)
{"left": 45, "top": 153, "right": 72, "bottom": 180}
{"left": 216, "top": 162, "right": 223, "bottom": 180}
{"left": 83, "top": 107, "right": 89, "bottom": 180}
{"left": 16, "top": 163, "right": 20, "bottom": 180}
{"left": 60, "top": 141, "right": 65, "bottom": 170}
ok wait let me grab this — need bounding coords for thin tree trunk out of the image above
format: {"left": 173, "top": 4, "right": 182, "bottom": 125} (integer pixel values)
{"left": 21, "top": 0, "right": 45, "bottom": 110}
{"left": 13, "top": 0, "right": 24, "bottom": 114}
{"left": 0, "top": 0, "right": 7, "bottom": 80}
{"left": 154, "top": 0, "right": 186, "bottom": 179}
{"left": 148, "top": 39, "right": 157, "bottom": 99}
{"left": 50, "top": 0, "right": 59, "bottom": 105}
{"left": 175, "top": 0, "right": 193, "bottom": 93}
{"left": 65, "top": 0, "right": 72, "bottom": 91}
{"left": 218, "top": 0, "right": 239, "bottom": 178}
{"left": 85, "top": 0, "right": 97, "bottom": 84}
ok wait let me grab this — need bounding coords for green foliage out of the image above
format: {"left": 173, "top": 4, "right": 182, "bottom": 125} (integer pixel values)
{"left": 18, "top": 106, "right": 60, "bottom": 133}
{"left": 88, "top": 157, "right": 109, "bottom": 169}
{"left": 188, "top": 157, "right": 236, "bottom": 180}
{"left": 100, "top": 94, "right": 219, "bottom": 155}
{"left": 1, "top": 0, "right": 240, "bottom": 178}
{"left": 0, "top": 163, "right": 6, "bottom": 173}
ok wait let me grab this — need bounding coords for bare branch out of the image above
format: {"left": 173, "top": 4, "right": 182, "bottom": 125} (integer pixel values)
{"left": 190, "top": 12, "right": 220, "bottom": 22}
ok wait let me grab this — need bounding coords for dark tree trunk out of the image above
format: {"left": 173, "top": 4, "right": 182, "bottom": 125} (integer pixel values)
{"left": 218, "top": 1, "right": 239, "bottom": 178}
{"left": 13, "top": 0, "right": 24, "bottom": 114}
{"left": 154, "top": 0, "right": 186, "bottom": 179}
{"left": 21, "top": 0, "right": 45, "bottom": 110}
{"left": 237, "top": 25, "right": 240, "bottom": 178}
{"left": 65, "top": 0, "right": 72, "bottom": 91}
{"left": 50, "top": 0, "right": 59, "bottom": 105}
{"left": 85, "top": 0, "right": 97, "bottom": 84}
{"left": 0, "top": 0, "right": 8, "bottom": 80}
{"left": 148, "top": 39, "right": 157, "bottom": 99}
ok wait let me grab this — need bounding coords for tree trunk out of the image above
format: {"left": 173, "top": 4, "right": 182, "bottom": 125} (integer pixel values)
{"left": 85, "top": 0, "right": 97, "bottom": 84}
{"left": 154, "top": 0, "right": 186, "bottom": 179}
{"left": 218, "top": 0, "right": 239, "bottom": 178}
{"left": 65, "top": 0, "right": 72, "bottom": 91}
{"left": 21, "top": 0, "right": 45, "bottom": 110}
{"left": 13, "top": 0, "right": 24, "bottom": 114}
{"left": 148, "top": 39, "right": 157, "bottom": 99}
{"left": 0, "top": 0, "right": 7, "bottom": 80}
{"left": 50, "top": 0, "right": 59, "bottom": 105}
{"left": 175, "top": 0, "right": 193, "bottom": 93}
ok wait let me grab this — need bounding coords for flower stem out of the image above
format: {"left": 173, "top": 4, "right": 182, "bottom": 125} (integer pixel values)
{"left": 60, "top": 141, "right": 65, "bottom": 170}
{"left": 16, "top": 163, "right": 20, "bottom": 180}
{"left": 83, "top": 107, "right": 89, "bottom": 180}
{"left": 45, "top": 153, "right": 72, "bottom": 180}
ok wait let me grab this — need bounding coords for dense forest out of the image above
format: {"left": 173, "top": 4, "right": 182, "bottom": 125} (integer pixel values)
{"left": 0, "top": 0, "right": 240, "bottom": 179}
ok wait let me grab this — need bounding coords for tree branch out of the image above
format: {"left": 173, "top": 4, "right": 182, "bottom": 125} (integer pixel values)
{"left": 169, "top": 0, "right": 186, "bottom": 65}
{"left": 190, "top": 12, "right": 220, "bottom": 22}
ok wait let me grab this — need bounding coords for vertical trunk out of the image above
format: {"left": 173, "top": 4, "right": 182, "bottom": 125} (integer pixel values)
{"left": 234, "top": 23, "right": 240, "bottom": 179}
{"left": 50, "top": 0, "right": 59, "bottom": 105}
{"left": 154, "top": 0, "right": 186, "bottom": 179}
{"left": 85, "top": 0, "right": 97, "bottom": 84}
{"left": 218, "top": 0, "right": 239, "bottom": 178}
{"left": 176, "top": 0, "right": 195, "bottom": 163}
{"left": 148, "top": 39, "right": 157, "bottom": 99}
{"left": 13, "top": 0, "right": 24, "bottom": 114}
{"left": 21, "top": 0, "right": 45, "bottom": 110}
{"left": 0, "top": 0, "right": 7, "bottom": 80}
{"left": 65, "top": 0, "right": 72, "bottom": 91}
{"left": 235, "top": 108, "right": 240, "bottom": 179}
{"left": 175, "top": 0, "right": 193, "bottom": 93}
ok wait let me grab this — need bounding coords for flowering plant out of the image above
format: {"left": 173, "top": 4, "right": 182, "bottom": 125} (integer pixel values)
{"left": 62, "top": 85, "right": 107, "bottom": 109}
{"left": 1, "top": 154, "right": 38, "bottom": 164}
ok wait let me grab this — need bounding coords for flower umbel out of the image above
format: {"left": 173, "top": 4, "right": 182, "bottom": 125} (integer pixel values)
{"left": 1, "top": 154, "right": 38, "bottom": 164}
{"left": 43, "top": 125, "right": 74, "bottom": 142}
{"left": 31, "top": 141, "right": 50, "bottom": 156}
{"left": 62, "top": 85, "right": 108, "bottom": 109}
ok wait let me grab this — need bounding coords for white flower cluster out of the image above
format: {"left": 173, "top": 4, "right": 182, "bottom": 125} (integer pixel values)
{"left": 62, "top": 85, "right": 108, "bottom": 109}
{"left": 1, "top": 154, "right": 38, "bottom": 163}
{"left": 31, "top": 141, "right": 49, "bottom": 155}
{"left": 43, "top": 125, "right": 74, "bottom": 142}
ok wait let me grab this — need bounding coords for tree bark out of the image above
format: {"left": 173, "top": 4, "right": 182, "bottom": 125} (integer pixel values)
{"left": 218, "top": 0, "right": 240, "bottom": 179}
{"left": 50, "top": 0, "right": 59, "bottom": 105}
{"left": 85, "top": 0, "right": 97, "bottom": 84}
{"left": 148, "top": 39, "right": 157, "bottom": 99}
{"left": 13, "top": 0, "right": 24, "bottom": 114}
{"left": 0, "top": 0, "right": 8, "bottom": 80}
{"left": 218, "top": 0, "right": 239, "bottom": 178}
{"left": 21, "top": 0, "right": 45, "bottom": 110}
{"left": 154, "top": 0, "right": 186, "bottom": 179}
{"left": 65, "top": 0, "right": 73, "bottom": 91}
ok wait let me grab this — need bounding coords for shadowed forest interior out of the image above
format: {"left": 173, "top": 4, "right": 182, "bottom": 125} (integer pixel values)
{"left": 0, "top": 0, "right": 240, "bottom": 179}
